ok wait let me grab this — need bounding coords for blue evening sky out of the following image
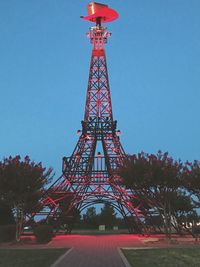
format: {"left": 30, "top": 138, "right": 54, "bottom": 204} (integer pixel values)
{"left": 0, "top": 0, "right": 200, "bottom": 178}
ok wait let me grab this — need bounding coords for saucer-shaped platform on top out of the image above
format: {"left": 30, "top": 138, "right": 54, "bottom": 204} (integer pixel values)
{"left": 82, "top": 2, "right": 119, "bottom": 23}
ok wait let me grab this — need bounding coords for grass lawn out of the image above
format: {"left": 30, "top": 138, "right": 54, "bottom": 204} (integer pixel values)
{"left": 0, "top": 248, "right": 67, "bottom": 267}
{"left": 122, "top": 247, "right": 200, "bottom": 267}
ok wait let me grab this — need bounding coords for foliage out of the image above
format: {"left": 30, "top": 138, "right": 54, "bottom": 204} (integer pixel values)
{"left": 49, "top": 207, "right": 81, "bottom": 233}
{"left": 99, "top": 203, "right": 117, "bottom": 229}
{"left": 82, "top": 207, "right": 99, "bottom": 229}
{"left": 82, "top": 204, "right": 118, "bottom": 229}
{"left": 119, "top": 151, "right": 197, "bottom": 236}
{"left": 145, "top": 215, "right": 163, "bottom": 230}
{"left": 0, "top": 225, "right": 16, "bottom": 242}
{"left": 170, "top": 191, "right": 194, "bottom": 215}
{"left": 0, "top": 155, "right": 54, "bottom": 241}
{"left": 0, "top": 200, "right": 15, "bottom": 225}
{"left": 34, "top": 224, "right": 54, "bottom": 243}
{"left": 58, "top": 199, "right": 81, "bottom": 232}
{"left": 120, "top": 151, "right": 183, "bottom": 190}
{"left": 182, "top": 160, "right": 200, "bottom": 206}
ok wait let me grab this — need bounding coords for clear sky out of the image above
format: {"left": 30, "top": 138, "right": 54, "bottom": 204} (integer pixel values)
{"left": 0, "top": 0, "right": 200, "bottom": 178}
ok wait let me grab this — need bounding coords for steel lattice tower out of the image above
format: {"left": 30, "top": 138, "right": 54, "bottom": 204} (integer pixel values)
{"left": 30, "top": 2, "right": 148, "bottom": 233}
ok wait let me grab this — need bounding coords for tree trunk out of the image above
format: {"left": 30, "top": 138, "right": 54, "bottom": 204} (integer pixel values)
{"left": 15, "top": 207, "right": 24, "bottom": 242}
{"left": 163, "top": 204, "right": 169, "bottom": 238}
{"left": 167, "top": 201, "right": 171, "bottom": 239}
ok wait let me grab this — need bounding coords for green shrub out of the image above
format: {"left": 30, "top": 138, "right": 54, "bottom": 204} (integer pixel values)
{"left": 0, "top": 225, "right": 16, "bottom": 242}
{"left": 34, "top": 225, "right": 54, "bottom": 244}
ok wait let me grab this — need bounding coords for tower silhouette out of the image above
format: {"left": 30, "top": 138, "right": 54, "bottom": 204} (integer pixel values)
{"left": 32, "top": 3, "right": 147, "bottom": 233}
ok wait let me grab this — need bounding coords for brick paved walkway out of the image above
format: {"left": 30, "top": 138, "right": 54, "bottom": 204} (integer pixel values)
{"left": 48, "top": 234, "right": 144, "bottom": 267}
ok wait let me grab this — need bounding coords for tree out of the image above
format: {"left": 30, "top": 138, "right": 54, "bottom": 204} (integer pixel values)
{"left": 0, "top": 155, "right": 53, "bottom": 241}
{"left": 82, "top": 204, "right": 117, "bottom": 229}
{"left": 119, "top": 151, "right": 185, "bottom": 236}
{"left": 83, "top": 207, "right": 98, "bottom": 229}
{"left": 183, "top": 160, "right": 200, "bottom": 207}
{"left": 99, "top": 203, "right": 117, "bottom": 229}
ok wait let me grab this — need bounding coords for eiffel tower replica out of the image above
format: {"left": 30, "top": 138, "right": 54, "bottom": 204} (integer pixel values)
{"left": 31, "top": 2, "right": 148, "bottom": 233}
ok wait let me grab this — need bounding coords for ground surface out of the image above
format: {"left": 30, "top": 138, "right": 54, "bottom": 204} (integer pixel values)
{"left": 122, "top": 247, "right": 200, "bottom": 267}
{"left": 48, "top": 234, "right": 137, "bottom": 267}
{"left": 44, "top": 234, "right": 200, "bottom": 267}
{"left": 0, "top": 248, "right": 66, "bottom": 267}
{"left": 0, "top": 234, "right": 200, "bottom": 267}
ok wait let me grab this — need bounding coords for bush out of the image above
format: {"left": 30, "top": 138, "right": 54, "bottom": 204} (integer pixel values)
{"left": 34, "top": 225, "right": 54, "bottom": 244}
{"left": 0, "top": 225, "right": 16, "bottom": 242}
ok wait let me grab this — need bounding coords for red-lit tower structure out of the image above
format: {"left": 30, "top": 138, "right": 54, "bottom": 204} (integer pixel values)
{"left": 30, "top": 3, "right": 147, "bottom": 233}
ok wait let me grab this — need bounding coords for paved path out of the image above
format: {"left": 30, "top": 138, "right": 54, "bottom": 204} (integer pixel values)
{"left": 48, "top": 234, "right": 144, "bottom": 267}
